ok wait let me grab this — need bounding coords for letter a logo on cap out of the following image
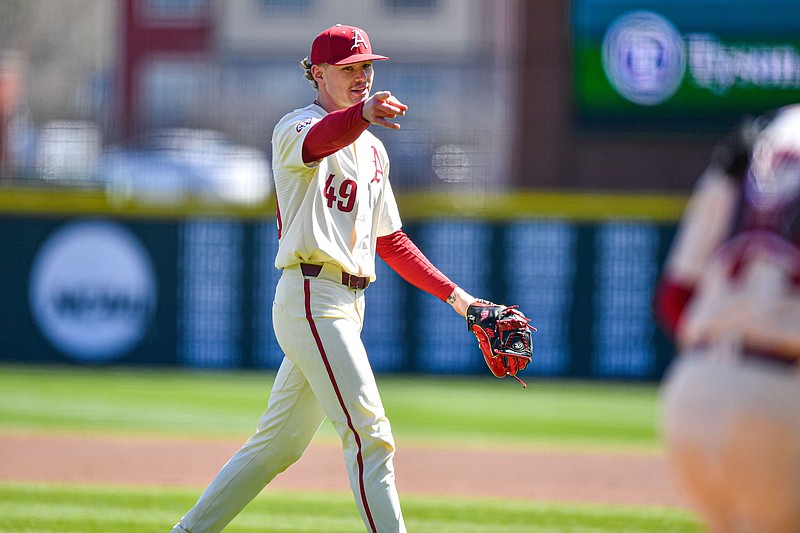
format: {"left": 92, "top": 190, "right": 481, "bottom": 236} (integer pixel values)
{"left": 351, "top": 29, "right": 368, "bottom": 51}
{"left": 311, "top": 24, "right": 388, "bottom": 65}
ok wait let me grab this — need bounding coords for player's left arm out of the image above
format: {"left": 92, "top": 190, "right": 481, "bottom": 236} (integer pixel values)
{"left": 376, "top": 230, "right": 475, "bottom": 316}
{"left": 377, "top": 231, "right": 535, "bottom": 385}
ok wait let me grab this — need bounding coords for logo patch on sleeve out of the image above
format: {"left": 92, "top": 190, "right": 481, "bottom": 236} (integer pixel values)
{"left": 295, "top": 118, "right": 313, "bottom": 133}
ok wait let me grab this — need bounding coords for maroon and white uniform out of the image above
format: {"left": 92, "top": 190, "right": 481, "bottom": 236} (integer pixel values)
{"left": 655, "top": 105, "right": 800, "bottom": 533}
{"left": 172, "top": 24, "right": 466, "bottom": 533}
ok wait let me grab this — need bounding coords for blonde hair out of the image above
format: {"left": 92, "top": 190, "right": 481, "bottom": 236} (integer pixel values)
{"left": 299, "top": 57, "right": 317, "bottom": 89}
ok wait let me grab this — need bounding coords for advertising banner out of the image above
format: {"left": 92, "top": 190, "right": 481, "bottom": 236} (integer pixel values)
{"left": 0, "top": 217, "right": 179, "bottom": 366}
{"left": 573, "top": 0, "right": 800, "bottom": 129}
{"left": 0, "top": 215, "right": 677, "bottom": 381}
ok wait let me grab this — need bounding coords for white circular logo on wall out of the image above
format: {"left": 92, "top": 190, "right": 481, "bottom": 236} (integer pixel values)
{"left": 29, "top": 220, "right": 157, "bottom": 362}
{"left": 602, "top": 10, "right": 686, "bottom": 106}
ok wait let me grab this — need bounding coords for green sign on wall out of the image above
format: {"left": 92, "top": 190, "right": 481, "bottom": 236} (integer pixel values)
{"left": 573, "top": 0, "right": 800, "bottom": 129}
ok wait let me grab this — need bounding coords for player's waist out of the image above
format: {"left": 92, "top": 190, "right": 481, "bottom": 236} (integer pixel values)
{"left": 684, "top": 342, "right": 800, "bottom": 370}
{"left": 739, "top": 346, "right": 800, "bottom": 369}
{"left": 286, "top": 262, "right": 370, "bottom": 290}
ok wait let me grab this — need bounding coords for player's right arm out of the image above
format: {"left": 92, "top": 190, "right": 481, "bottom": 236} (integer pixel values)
{"left": 360, "top": 91, "right": 407, "bottom": 129}
{"left": 302, "top": 101, "right": 370, "bottom": 163}
{"left": 303, "top": 92, "right": 408, "bottom": 163}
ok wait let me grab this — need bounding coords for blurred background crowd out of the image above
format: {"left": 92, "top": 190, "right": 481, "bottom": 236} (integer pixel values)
{"left": 6, "top": 0, "right": 796, "bottom": 198}
{"left": 0, "top": 0, "right": 520, "bottom": 203}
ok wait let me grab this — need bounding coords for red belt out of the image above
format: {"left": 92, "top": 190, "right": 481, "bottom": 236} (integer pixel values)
{"left": 300, "top": 263, "right": 370, "bottom": 290}
{"left": 691, "top": 343, "right": 799, "bottom": 370}
{"left": 741, "top": 347, "right": 799, "bottom": 369}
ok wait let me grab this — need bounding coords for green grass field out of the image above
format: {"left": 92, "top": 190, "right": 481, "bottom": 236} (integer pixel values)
{"left": 0, "top": 364, "right": 703, "bottom": 532}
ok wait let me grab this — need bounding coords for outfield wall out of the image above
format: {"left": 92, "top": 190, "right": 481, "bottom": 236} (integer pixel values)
{"left": 0, "top": 188, "right": 684, "bottom": 381}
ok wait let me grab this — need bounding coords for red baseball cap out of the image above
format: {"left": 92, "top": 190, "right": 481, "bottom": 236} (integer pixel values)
{"left": 310, "top": 24, "right": 389, "bottom": 66}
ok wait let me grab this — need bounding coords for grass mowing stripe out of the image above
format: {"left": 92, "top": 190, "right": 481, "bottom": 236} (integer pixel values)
{"left": 0, "top": 484, "right": 702, "bottom": 533}
{"left": 0, "top": 365, "right": 662, "bottom": 449}
{"left": 0, "top": 365, "right": 278, "bottom": 437}
{"left": 0, "top": 366, "right": 699, "bottom": 531}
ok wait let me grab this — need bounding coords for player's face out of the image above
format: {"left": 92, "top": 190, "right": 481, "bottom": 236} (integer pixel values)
{"left": 316, "top": 61, "right": 374, "bottom": 111}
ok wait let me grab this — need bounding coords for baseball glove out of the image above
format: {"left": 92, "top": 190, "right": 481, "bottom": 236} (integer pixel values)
{"left": 466, "top": 300, "right": 535, "bottom": 388}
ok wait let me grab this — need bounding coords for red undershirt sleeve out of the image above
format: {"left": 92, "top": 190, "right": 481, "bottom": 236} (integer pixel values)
{"left": 652, "top": 276, "right": 695, "bottom": 340}
{"left": 376, "top": 230, "right": 457, "bottom": 302}
{"left": 302, "top": 101, "right": 370, "bottom": 163}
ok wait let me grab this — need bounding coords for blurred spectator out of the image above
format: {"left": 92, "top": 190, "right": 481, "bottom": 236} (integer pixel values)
{"left": 0, "top": 50, "right": 25, "bottom": 178}
{"left": 654, "top": 105, "right": 800, "bottom": 533}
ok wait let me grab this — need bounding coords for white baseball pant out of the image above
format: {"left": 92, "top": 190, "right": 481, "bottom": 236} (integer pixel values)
{"left": 172, "top": 265, "right": 405, "bottom": 532}
{"left": 661, "top": 348, "right": 800, "bottom": 533}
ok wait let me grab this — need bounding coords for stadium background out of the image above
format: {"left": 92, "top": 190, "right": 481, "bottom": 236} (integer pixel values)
{"left": 1, "top": 0, "right": 798, "bottom": 381}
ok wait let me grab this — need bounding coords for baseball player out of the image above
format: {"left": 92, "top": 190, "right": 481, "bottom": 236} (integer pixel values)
{"left": 171, "top": 24, "right": 479, "bottom": 533}
{"left": 654, "top": 104, "right": 800, "bottom": 533}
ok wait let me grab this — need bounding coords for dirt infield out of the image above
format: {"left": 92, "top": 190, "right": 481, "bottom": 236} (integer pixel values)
{"left": 0, "top": 432, "right": 692, "bottom": 509}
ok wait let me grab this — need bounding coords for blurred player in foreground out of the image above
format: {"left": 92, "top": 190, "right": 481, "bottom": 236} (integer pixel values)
{"left": 170, "top": 24, "right": 485, "bottom": 533}
{"left": 654, "top": 104, "right": 800, "bottom": 533}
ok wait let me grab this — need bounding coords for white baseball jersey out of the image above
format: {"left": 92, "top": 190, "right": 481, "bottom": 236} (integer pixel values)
{"left": 271, "top": 103, "right": 402, "bottom": 280}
